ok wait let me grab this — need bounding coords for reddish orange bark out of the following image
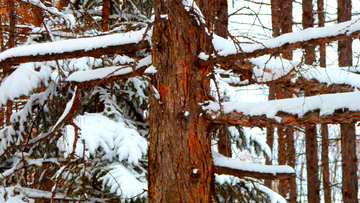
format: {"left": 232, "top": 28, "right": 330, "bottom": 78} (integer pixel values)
{"left": 148, "top": 0, "right": 214, "bottom": 201}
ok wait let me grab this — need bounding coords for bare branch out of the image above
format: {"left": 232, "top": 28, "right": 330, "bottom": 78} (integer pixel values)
{"left": 215, "top": 165, "right": 295, "bottom": 180}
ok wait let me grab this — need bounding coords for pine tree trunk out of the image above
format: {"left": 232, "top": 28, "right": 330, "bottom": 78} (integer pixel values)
{"left": 277, "top": 0, "right": 295, "bottom": 199}
{"left": 303, "top": 1, "right": 320, "bottom": 202}
{"left": 148, "top": 0, "right": 214, "bottom": 202}
{"left": 265, "top": 85, "right": 275, "bottom": 189}
{"left": 214, "top": 0, "right": 231, "bottom": 158}
{"left": 8, "top": 0, "right": 15, "bottom": 48}
{"left": 321, "top": 125, "right": 331, "bottom": 203}
{"left": 318, "top": 1, "right": 330, "bottom": 202}
{"left": 305, "top": 125, "right": 320, "bottom": 203}
{"left": 338, "top": 0, "right": 358, "bottom": 202}
{"left": 102, "top": 0, "right": 110, "bottom": 31}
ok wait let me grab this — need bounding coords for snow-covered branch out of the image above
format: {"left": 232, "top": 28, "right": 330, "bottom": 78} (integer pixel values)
{"left": 66, "top": 56, "right": 152, "bottom": 85}
{"left": 213, "top": 151, "right": 295, "bottom": 180}
{"left": 219, "top": 55, "right": 360, "bottom": 89}
{"left": 203, "top": 91, "right": 360, "bottom": 127}
{"left": 215, "top": 19, "right": 360, "bottom": 63}
{"left": 0, "top": 28, "right": 150, "bottom": 69}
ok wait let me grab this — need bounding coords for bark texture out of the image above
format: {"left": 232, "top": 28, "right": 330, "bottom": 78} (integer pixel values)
{"left": 264, "top": 85, "right": 275, "bottom": 189}
{"left": 318, "top": 1, "right": 330, "bottom": 202}
{"left": 305, "top": 125, "right": 320, "bottom": 203}
{"left": 148, "top": 0, "right": 214, "bottom": 202}
{"left": 321, "top": 124, "right": 331, "bottom": 203}
{"left": 338, "top": 1, "right": 358, "bottom": 202}
{"left": 212, "top": 0, "right": 232, "bottom": 157}
{"left": 303, "top": 1, "right": 320, "bottom": 202}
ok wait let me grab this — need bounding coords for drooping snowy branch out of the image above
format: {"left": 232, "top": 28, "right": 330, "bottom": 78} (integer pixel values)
{"left": 203, "top": 91, "right": 360, "bottom": 127}
{"left": 66, "top": 55, "right": 151, "bottom": 86}
{"left": 213, "top": 151, "right": 295, "bottom": 180}
{"left": 0, "top": 28, "right": 150, "bottom": 68}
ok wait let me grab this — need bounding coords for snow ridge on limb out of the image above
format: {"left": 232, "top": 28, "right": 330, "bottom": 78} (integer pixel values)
{"left": 0, "top": 28, "right": 150, "bottom": 69}
{"left": 213, "top": 18, "right": 360, "bottom": 61}
{"left": 203, "top": 91, "right": 360, "bottom": 127}
{"left": 66, "top": 55, "right": 152, "bottom": 85}
{"left": 213, "top": 150, "right": 295, "bottom": 180}
{"left": 227, "top": 55, "right": 360, "bottom": 88}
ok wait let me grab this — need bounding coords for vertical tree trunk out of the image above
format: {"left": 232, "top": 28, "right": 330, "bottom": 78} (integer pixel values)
{"left": 305, "top": 125, "right": 320, "bottom": 203}
{"left": 267, "top": 0, "right": 278, "bottom": 190}
{"left": 318, "top": 0, "right": 326, "bottom": 68}
{"left": 102, "top": 0, "right": 110, "bottom": 31}
{"left": 277, "top": 0, "right": 295, "bottom": 200}
{"left": 303, "top": 1, "right": 320, "bottom": 202}
{"left": 5, "top": 0, "right": 15, "bottom": 126}
{"left": 267, "top": 0, "right": 280, "bottom": 190}
{"left": 214, "top": 0, "right": 231, "bottom": 158}
{"left": 318, "top": 0, "right": 330, "bottom": 202}
{"left": 265, "top": 85, "right": 275, "bottom": 189}
{"left": 8, "top": 0, "right": 15, "bottom": 48}
{"left": 338, "top": 0, "right": 358, "bottom": 202}
{"left": 214, "top": 0, "right": 228, "bottom": 38}
{"left": 148, "top": 0, "right": 214, "bottom": 202}
{"left": 321, "top": 125, "right": 331, "bottom": 203}
{"left": 280, "top": 0, "right": 292, "bottom": 60}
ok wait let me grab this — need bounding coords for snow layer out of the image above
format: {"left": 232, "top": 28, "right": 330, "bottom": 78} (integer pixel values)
{"left": 215, "top": 175, "right": 286, "bottom": 203}
{"left": 203, "top": 90, "right": 360, "bottom": 119}
{"left": 0, "top": 63, "right": 51, "bottom": 105}
{"left": 100, "top": 163, "right": 147, "bottom": 198}
{"left": 58, "top": 113, "right": 147, "bottom": 165}
{"left": 212, "top": 150, "right": 294, "bottom": 175}
{"left": 0, "top": 28, "right": 149, "bottom": 63}
{"left": 214, "top": 19, "right": 360, "bottom": 56}
{"left": 66, "top": 55, "right": 151, "bottom": 82}
{"left": 250, "top": 55, "right": 360, "bottom": 87}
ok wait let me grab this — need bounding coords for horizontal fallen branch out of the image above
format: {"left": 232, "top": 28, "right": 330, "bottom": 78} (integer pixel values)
{"left": 0, "top": 28, "right": 150, "bottom": 69}
{"left": 216, "top": 19, "right": 360, "bottom": 64}
{"left": 65, "top": 56, "right": 152, "bottom": 86}
{"left": 203, "top": 91, "right": 360, "bottom": 127}
{"left": 215, "top": 165, "right": 295, "bottom": 180}
{"left": 213, "top": 151, "right": 295, "bottom": 180}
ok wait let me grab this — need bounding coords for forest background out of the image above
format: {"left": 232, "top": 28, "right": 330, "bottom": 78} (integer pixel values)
{"left": 0, "top": 0, "right": 359, "bottom": 203}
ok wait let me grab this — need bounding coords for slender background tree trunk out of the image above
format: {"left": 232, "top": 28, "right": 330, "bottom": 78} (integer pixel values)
{"left": 318, "top": 0, "right": 331, "bottom": 202}
{"left": 303, "top": 0, "right": 320, "bottom": 203}
{"left": 338, "top": 0, "right": 358, "bottom": 202}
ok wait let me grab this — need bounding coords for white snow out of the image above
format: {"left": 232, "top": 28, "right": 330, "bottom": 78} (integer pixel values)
{"left": 0, "top": 63, "right": 52, "bottom": 105}
{"left": 100, "top": 162, "right": 147, "bottom": 198}
{"left": 58, "top": 113, "right": 147, "bottom": 165}
{"left": 250, "top": 55, "right": 360, "bottom": 87}
{"left": 203, "top": 90, "right": 360, "bottom": 119}
{"left": 212, "top": 150, "right": 294, "bottom": 175}
{"left": 144, "top": 65, "right": 157, "bottom": 73}
{"left": 0, "top": 28, "right": 149, "bottom": 63}
{"left": 213, "top": 19, "right": 360, "bottom": 56}
{"left": 66, "top": 55, "right": 151, "bottom": 82}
